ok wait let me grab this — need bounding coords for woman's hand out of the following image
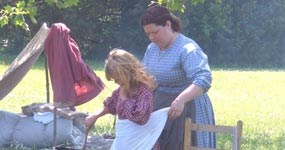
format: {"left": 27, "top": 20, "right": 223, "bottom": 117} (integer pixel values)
{"left": 168, "top": 84, "right": 204, "bottom": 119}
{"left": 168, "top": 98, "right": 185, "bottom": 119}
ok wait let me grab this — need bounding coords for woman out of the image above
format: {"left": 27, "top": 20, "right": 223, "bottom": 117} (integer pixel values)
{"left": 141, "top": 5, "right": 216, "bottom": 150}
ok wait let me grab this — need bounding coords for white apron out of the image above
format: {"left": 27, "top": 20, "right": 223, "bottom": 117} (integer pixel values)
{"left": 110, "top": 107, "right": 170, "bottom": 150}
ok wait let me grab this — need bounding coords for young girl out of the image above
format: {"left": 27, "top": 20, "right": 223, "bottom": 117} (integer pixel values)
{"left": 85, "top": 49, "right": 168, "bottom": 150}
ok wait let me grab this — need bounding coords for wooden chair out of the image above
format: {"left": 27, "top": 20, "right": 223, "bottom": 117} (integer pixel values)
{"left": 184, "top": 118, "right": 243, "bottom": 150}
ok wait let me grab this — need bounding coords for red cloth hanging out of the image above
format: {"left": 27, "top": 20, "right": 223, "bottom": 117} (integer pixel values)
{"left": 44, "top": 23, "right": 104, "bottom": 108}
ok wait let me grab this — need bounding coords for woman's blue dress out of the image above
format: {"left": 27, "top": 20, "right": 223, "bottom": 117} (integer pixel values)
{"left": 142, "top": 33, "right": 216, "bottom": 149}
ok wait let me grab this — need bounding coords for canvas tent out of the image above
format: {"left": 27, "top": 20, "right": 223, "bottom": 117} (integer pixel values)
{"left": 0, "top": 23, "right": 102, "bottom": 149}
{"left": 0, "top": 23, "right": 49, "bottom": 100}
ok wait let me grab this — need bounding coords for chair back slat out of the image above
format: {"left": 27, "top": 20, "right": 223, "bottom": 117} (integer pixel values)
{"left": 184, "top": 118, "right": 243, "bottom": 150}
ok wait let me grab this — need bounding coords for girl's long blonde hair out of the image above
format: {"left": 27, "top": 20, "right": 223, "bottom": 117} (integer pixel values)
{"left": 105, "top": 49, "right": 156, "bottom": 94}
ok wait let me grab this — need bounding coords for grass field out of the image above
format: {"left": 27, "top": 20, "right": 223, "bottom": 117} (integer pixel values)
{"left": 0, "top": 56, "right": 285, "bottom": 149}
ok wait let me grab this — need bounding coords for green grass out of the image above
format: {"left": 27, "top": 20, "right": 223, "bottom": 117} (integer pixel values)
{"left": 1, "top": 57, "right": 285, "bottom": 149}
{"left": 209, "top": 70, "right": 285, "bottom": 149}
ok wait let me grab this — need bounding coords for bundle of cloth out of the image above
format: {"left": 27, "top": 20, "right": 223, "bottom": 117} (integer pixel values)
{"left": 0, "top": 103, "right": 87, "bottom": 149}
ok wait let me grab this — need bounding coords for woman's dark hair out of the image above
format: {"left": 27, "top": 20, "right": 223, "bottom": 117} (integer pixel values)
{"left": 140, "top": 5, "right": 181, "bottom": 32}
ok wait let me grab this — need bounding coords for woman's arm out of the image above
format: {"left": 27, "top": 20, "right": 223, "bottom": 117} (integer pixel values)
{"left": 169, "top": 44, "right": 212, "bottom": 119}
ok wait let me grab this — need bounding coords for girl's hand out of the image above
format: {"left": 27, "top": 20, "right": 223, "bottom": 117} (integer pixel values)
{"left": 85, "top": 107, "right": 109, "bottom": 131}
{"left": 168, "top": 99, "right": 185, "bottom": 119}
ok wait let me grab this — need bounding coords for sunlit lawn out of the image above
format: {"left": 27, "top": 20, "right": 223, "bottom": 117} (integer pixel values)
{"left": 0, "top": 56, "right": 285, "bottom": 149}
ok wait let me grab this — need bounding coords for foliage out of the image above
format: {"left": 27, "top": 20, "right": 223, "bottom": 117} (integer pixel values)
{"left": 0, "top": 0, "right": 189, "bottom": 31}
{"left": 0, "top": 0, "right": 79, "bottom": 55}
{"left": 1, "top": 0, "right": 285, "bottom": 67}
{"left": 37, "top": 0, "right": 129, "bottom": 58}
{"left": 180, "top": 0, "right": 285, "bottom": 67}
{"left": 0, "top": 0, "right": 78, "bottom": 31}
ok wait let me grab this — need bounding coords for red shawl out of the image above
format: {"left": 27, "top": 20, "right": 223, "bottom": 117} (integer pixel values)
{"left": 44, "top": 23, "right": 104, "bottom": 107}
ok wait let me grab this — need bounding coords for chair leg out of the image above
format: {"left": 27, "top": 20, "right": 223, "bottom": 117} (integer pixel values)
{"left": 184, "top": 118, "right": 191, "bottom": 150}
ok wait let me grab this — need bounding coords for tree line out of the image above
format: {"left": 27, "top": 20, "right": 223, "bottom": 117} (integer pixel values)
{"left": 1, "top": 0, "right": 284, "bottom": 68}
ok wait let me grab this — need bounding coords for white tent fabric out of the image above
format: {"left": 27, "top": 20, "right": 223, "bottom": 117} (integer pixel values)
{"left": 0, "top": 23, "right": 49, "bottom": 100}
{"left": 110, "top": 107, "right": 170, "bottom": 150}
